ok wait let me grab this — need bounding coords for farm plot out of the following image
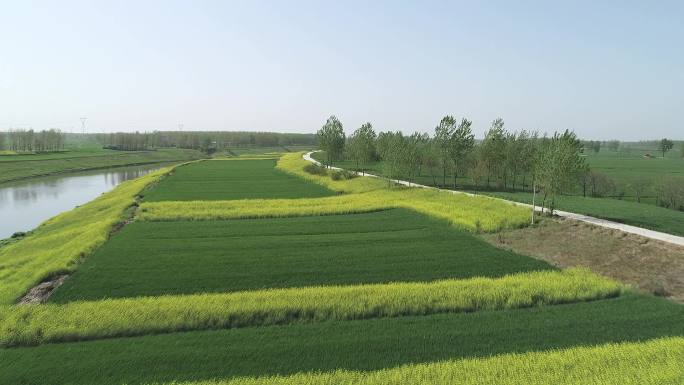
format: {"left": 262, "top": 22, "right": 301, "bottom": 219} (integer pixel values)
{"left": 142, "top": 159, "right": 335, "bottom": 201}
{"left": 1, "top": 294, "right": 683, "bottom": 385}
{"left": 50, "top": 209, "right": 551, "bottom": 302}
{"left": 2, "top": 152, "right": 683, "bottom": 385}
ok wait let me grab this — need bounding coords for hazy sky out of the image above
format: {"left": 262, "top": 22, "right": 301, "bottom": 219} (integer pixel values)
{"left": 1, "top": 1, "right": 682, "bottom": 139}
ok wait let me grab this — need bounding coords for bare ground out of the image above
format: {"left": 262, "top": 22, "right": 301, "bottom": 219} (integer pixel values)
{"left": 18, "top": 275, "right": 68, "bottom": 304}
{"left": 481, "top": 218, "right": 684, "bottom": 302}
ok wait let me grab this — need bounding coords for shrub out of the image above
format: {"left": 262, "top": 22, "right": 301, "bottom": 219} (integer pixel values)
{"left": 331, "top": 170, "right": 357, "bottom": 180}
{"left": 303, "top": 163, "right": 328, "bottom": 176}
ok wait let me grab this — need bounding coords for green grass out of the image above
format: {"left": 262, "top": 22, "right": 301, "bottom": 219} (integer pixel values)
{"left": 586, "top": 150, "right": 684, "bottom": 181}
{"left": 479, "top": 190, "right": 684, "bottom": 236}
{"left": 309, "top": 151, "right": 684, "bottom": 236}
{"left": 142, "top": 159, "right": 335, "bottom": 201}
{"left": 0, "top": 166, "right": 174, "bottom": 304}
{"left": 0, "top": 146, "right": 119, "bottom": 161}
{"left": 277, "top": 152, "right": 387, "bottom": 194}
{"left": 1, "top": 294, "right": 682, "bottom": 385}
{"left": 0, "top": 269, "right": 618, "bottom": 347}
{"left": 0, "top": 148, "right": 202, "bottom": 183}
{"left": 50, "top": 209, "right": 552, "bottom": 302}
{"left": 166, "top": 337, "right": 684, "bottom": 385}
{"left": 138, "top": 188, "right": 533, "bottom": 233}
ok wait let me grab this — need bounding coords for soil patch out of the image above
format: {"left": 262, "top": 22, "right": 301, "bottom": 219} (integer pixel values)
{"left": 19, "top": 275, "right": 68, "bottom": 304}
{"left": 482, "top": 218, "right": 684, "bottom": 302}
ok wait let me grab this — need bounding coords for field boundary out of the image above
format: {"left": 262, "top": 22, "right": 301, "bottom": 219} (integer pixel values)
{"left": 304, "top": 152, "right": 684, "bottom": 246}
{"left": 0, "top": 268, "right": 619, "bottom": 347}
{"left": 161, "top": 336, "right": 684, "bottom": 385}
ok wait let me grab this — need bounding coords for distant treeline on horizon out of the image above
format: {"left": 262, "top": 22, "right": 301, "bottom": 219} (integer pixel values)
{"left": 0, "top": 129, "right": 318, "bottom": 152}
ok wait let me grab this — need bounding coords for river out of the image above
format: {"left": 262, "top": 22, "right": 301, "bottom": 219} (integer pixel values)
{"left": 0, "top": 163, "right": 170, "bottom": 240}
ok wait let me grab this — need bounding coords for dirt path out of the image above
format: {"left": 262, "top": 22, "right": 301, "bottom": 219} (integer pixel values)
{"left": 304, "top": 152, "right": 684, "bottom": 247}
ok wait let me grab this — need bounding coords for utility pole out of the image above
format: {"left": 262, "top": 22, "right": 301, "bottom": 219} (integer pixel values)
{"left": 80, "top": 117, "right": 87, "bottom": 134}
{"left": 531, "top": 177, "right": 536, "bottom": 225}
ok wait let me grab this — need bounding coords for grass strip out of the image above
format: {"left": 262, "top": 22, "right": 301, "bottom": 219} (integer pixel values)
{"left": 139, "top": 187, "right": 531, "bottom": 232}
{"left": 1, "top": 294, "right": 682, "bottom": 385}
{"left": 0, "top": 269, "right": 619, "bottom": 347}
{"left": 0, "top": 166, "right": 174, "bottom": 304}
{"left": 276, "top": 152, "right": 387, "bottom": 193}
{"left": 164, "top": 337, "right": 684, "bottom": 385}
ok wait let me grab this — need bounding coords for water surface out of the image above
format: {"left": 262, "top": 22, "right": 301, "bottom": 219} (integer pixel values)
{"left": 0, "top": 164, "right": 169, "bottom": 240}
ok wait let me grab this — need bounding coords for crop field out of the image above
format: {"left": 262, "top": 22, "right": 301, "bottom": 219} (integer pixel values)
{"left": 1, "top": 294, "right": 683, "bottom": 384}
{"left": 50, "top": 209, "right": 551, "bottom": 302}
{"left": 1, "top": 151, "right": 682, "bottom": 384}
{"left": 142, "top": 159, "right": 335, "bottom": 201}
{"left": 0, "top": 148, "right": 203, "bottom": 183}
{"left": 481, "top": 190, "right": 684, "bottom": 236}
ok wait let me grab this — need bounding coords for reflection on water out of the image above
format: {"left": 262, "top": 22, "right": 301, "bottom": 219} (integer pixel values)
{"left": 0, "top": 164, "right": 168, "bottom": 240}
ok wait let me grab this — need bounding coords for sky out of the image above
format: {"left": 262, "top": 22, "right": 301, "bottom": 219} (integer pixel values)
{"left": 0, "top": 1, "right": 682, "bottom": 140}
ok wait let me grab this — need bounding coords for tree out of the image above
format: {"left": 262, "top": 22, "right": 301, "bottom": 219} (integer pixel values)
{"left": 518, "top": 131, "right": 539, "bottom": 191}
{"left": 656, "top": 177, "right": 684, "bottom": 211}
{"left": 658, "top": 138, "right": 674, "bottom": 158}
{"left": 317, "top": 116, "right": 345, "bottom": 167}
{"left": 587, "top": 171, "right": 615, "bottom": 197}
{"left": 411, "top": 132, "right": 431, "bottom": 177}
{"left": 535, "top": 130, "right": 586, "bottom": 214}
{"left": 480, "top": 118, "right": 507, "bottom": 187}
{"left": 434, "top": 116, "right": 456, "bottom": 187}
{"left": 347, "top": 122, "right": 376, "bottom": 173}
{"left": 629, "top": 177, "right": 650, "bottom": 203}
{"left": 403, "top": 133, "right": 424, "bottom": 184}
{"left": 605, "top": 140, "right": 620, "bottom": 152}
{"left": 448, "top": 118, "right": 475, "bottom": 188}
{"left": 376, "top": 131, "right": 405, "bottom": 187}
{"left": 423, "top": 140, "right": 441, "bottom": 187}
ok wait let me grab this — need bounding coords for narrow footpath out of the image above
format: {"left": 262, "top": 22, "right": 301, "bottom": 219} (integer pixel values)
{"left": 303, "top": 152, "right": 684, "bottom": 247}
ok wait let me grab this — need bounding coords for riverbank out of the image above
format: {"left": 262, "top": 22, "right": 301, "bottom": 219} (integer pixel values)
{"left": 0, "top": 148, "right": 204, "bottom": 184}
{"left": 0, "top": 163, "right": 176, "bottom": 240}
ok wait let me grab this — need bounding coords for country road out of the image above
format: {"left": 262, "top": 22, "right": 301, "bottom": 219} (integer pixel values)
{"left": 303, "top": 151, "right": 684, "bottom": 247}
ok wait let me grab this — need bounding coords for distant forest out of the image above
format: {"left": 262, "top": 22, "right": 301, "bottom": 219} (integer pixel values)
{"left": 0, "top": 130, "right": 317, "bottom": 153}
{"left": 100, "top": 131, "right": 317, "bottom": 152}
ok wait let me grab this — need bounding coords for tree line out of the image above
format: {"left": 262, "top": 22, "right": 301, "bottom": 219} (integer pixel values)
{"left": 318, "top": 115, "right": 684, "bottom": 213}
{"left": 0, "top": 129, "right": 66, "bottom": 152}
{"left": 98, "top": 131, "right": 317, "bottom": 152}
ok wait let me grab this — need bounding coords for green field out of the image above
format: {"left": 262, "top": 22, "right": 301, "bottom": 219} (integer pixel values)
{"left": 142, "top": 159, "right": 335, "bottom": 201}
{"left": 50, "top": 209, "right": 550, "bottom": 302}
{"left": 311, "top": 151, "right": 684, "bottom": 236}
{"left": 0, "top": 148, "right": 203, "bottom": 183}
{"left": 2, "top": 152, "right": 682, "bottom": 384}
{"left": 1, "top": 294, "right": 682, "bottom": 385}
{"left": 479, "top": 190, "right": 684, "bottom": 236}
